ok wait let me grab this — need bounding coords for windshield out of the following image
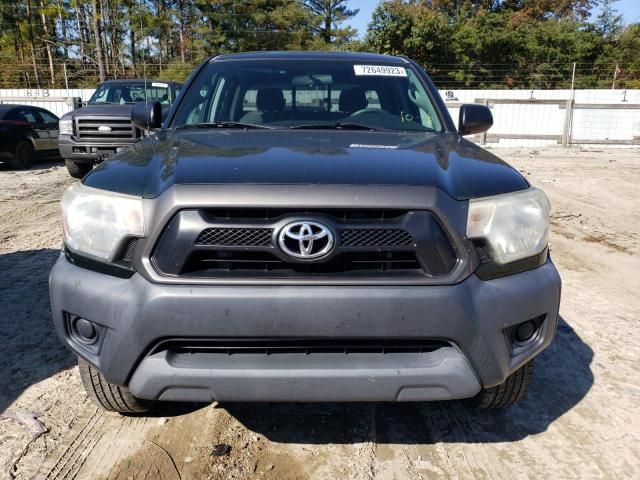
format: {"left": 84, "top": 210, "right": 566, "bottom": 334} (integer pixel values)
{"left": 172, "top": 60, "right": 443, "bottom": 132}
{"left": 88, "top": 82, "right": 172, "bottom": 105}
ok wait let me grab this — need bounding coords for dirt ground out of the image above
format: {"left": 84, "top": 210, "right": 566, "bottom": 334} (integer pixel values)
{"left": 0, "top": 147, "right": 639, "bottom": 480}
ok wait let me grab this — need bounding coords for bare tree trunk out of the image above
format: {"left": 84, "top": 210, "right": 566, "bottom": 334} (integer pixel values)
{"left": 99, "top": 0, "right": 110, "bottom": 77}
{"left": 130, "top": 28, "right": 137, "bottom": 76}
{"left": 40, "top": 0, "right": 56, "bottom": 86}
{"left": 178, "top": 0, "right": 186, "bottom": 63}
{"left": 76, "top": 5, "right": 85, "bottom": 63}
{"left": 324, "top": 0, "right": 332, "bottom": 43}
{"left": 25, "top": 2, "right": 41, "bottom": 88}
{"left": 92, "top": 0, "right": 106, "bottom": 81}
{"left": 57, "top": 0, "right": 68, "bottom": 57}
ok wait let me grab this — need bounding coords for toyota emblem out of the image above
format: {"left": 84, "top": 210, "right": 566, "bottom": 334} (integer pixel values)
{"left": 278, "top": 221, "right": 334, "bottom": 260}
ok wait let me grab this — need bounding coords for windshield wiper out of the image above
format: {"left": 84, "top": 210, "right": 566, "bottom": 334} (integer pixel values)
{"left": 289, "top": 122, "right": 385, "bottom": 131}
{"left": 176, "top": 121, "right": 277, "bottom": 130}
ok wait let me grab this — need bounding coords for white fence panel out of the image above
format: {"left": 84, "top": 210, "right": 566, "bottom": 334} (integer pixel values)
{"left": 1, "top": 87, "right": 638, "bottom": 147}
{"left": 0, "top": 88, "right": 95, "bottom": 117}
{"left": 439, "top": 89, "right": 640, "bottom": 147}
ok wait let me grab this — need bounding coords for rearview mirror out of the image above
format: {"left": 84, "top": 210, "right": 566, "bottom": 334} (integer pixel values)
{"left": 131, "top": 100, "right": 162, "bottom": 130}
{"left": 458, "top": 104, "right": 493, "bottom": 136}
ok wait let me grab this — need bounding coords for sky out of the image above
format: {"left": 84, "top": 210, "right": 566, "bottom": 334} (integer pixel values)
{"left": 347, "top": 0, "right": 640, "bottom": 38}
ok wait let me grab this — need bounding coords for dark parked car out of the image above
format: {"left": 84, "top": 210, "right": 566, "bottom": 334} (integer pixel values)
{"left": 50, "top": 52, "right": 561, "bottom": 414}
{"left": 0, "top": 104, "right": 60, "bottom": 169}
{"left": 58, "top": 79, "right": 181, "bottom": 178}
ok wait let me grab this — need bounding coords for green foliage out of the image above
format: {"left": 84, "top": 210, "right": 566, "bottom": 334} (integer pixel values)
{"left": 196, "top": 0, "right": 316, "bottom": 52}
{"left": 365, "top": 1, "right": 455, "bottom": 78}
{"left": 364, "top": 0, "right": 638, "bottom": 89}
{"left": 0, "top": 0, "right": 638, "bottom": 89}
{"left": 594, "top": 0, "right": 623, "bottom": 37}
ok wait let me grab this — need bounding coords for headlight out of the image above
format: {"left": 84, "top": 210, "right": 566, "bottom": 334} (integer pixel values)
{"left": 467, "top": 188, "right": 550, "bottom": 265}
{"left": 59, "top": 119, "right": 73, "bottom": 135}
{"left": 61, "top": 183, "right": 144, "bottom": 261}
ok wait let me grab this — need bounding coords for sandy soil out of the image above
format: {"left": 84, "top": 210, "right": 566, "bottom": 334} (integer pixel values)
{"left": 0, "top": 148, "right": 639, "bottom": 480}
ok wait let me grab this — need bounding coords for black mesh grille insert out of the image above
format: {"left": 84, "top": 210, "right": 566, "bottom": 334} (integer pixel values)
{"left": 116, "top": 238, "right": 139, "bottom": 263}
{"left": 341, "top": 229, "right": 415, "bottom": 247}
{"left": 196, "top": 228, "right": 273, "bottom": 247}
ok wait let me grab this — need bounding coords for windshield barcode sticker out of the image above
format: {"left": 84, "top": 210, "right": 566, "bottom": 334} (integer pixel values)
{"left": 353, "top": 65, "right": 407, "bottom": 77}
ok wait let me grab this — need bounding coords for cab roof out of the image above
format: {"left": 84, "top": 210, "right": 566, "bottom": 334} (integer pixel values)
{"left": 212, "top": 51, "right": 409, "bottom": 65}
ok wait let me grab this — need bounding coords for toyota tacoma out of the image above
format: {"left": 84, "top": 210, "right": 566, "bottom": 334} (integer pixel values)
{"left": 50, "top": 52, "right": 561, "bottom": 414}
{"left": 58, "top": 79, "right": 181, "bottom": 178}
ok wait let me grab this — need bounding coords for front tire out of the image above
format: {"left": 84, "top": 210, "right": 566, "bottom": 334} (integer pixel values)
{"left": 9, "top": 141, "right": 35, "bottom": 169}
{"left": 464, "top": 361, "right": 534, "bottom": 409}
{"left": 78, "top": 358, "right": 151, "bottom": 414}
{"left": 65, "top": 159, "right": 93, "bottom": 178}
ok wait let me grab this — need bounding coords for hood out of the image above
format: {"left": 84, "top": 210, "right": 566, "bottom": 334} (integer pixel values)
{"left": 62, "top": 104, "right": 134, "bottom": 119}
{"left": 83, "top": 130, "right": 529, "bottom": 200}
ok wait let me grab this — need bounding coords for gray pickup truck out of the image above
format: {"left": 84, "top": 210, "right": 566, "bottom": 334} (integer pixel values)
{"left": 50, "top": 52, "right": 561, "bottom": 414}
{"left": 58, "top": 79, "right": 181, "bottom": 178}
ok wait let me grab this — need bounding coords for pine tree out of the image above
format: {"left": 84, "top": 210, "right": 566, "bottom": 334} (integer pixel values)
{"left": 303, "top": 0, "right": 359, "bottom": 45}
{"left": 595, "top": 0, "right": 623, "bottom": 37}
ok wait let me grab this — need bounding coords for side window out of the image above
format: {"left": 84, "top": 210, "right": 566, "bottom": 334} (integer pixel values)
{"left": 242, "top": 89, "right": 258, "bottom": 112}
{"left": 295, "top": 87, "right": 326, "bottom": 110}
{"left": 405, "top": 69, "right": 438, "bottom": 130}
{"left": 38, "top": 110, "right": 59, "bottom": 125}
{"left": 174, "top": 75, "right": 220, "bottom": 126}
{"left": 5, "top": 109, "right": 25, "bottom": 121}
{"left": 365, "top": 90, "right": 381, "bottom": 109}
{"left": 331, "top": 88, "right": 380, "bottom": 112}
{"left": 20, "top": 109, "right": 40, "bottom": 124}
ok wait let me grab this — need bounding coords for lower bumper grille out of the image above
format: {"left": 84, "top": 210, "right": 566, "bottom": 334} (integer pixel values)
{"left": 151, "top": 338, "right": 450, "bottom": 356}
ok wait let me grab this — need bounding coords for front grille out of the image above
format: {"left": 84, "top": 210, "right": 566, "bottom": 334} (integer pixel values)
{"left": 151, "top": 338, "right": 450, "bottom": 356}
{"left": 196, "top": 228, "right": 273, "bottom": 247}
{"left": 75, "top": 117, "right": 137, "bottom": 141}
{"left": 151, "top": 209, "right": 459, "bottom": 280}
{"left": 341, "top": 229, "right": 415, "bottom": 247}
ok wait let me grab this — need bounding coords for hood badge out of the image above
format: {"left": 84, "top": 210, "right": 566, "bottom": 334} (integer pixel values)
{"left": 278, "top": 221, "right": 334, "bottom": 260}
{"left": 98, "top": 125, "right": 112, "bottom": 133}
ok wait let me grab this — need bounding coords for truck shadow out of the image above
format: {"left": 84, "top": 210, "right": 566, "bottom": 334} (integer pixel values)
{"left": 0, "top": 247, "right": 593, "bottom": 446}
{"left": 0, "top": 248, "right": 77, "bottom": 413}
{"left": 0, "top": 157, "right": 63, "bottom": 172}
{"left": 223, "top": 317, "right": 593, "bottom": 444}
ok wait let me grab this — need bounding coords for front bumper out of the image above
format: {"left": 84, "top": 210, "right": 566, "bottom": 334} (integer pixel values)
{"left": 49, "top": 254, "right": 561, "bottom": 402}
{"left": 58, "top": 134, "right": 134, "bottom": 163}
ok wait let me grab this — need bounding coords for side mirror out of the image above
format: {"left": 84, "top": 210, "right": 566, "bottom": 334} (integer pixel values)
{"left": 458, "top": 104, "right": 493, "bottom": 136}
{"left": 131, "top": 100, "right": 162, "bottom": 130}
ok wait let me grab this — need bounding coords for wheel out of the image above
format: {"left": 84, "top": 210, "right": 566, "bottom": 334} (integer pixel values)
{"left": 9, "top": 140, "right": 35, "bottom": 169}
{"left": 464, "top": 361, "right": 534, "bottom": 409}
{"left": 78, "top": 358, "right": 151, "bottom": 414}
{"left": 65, "top": 159, "right": 93, "bottom": 179}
